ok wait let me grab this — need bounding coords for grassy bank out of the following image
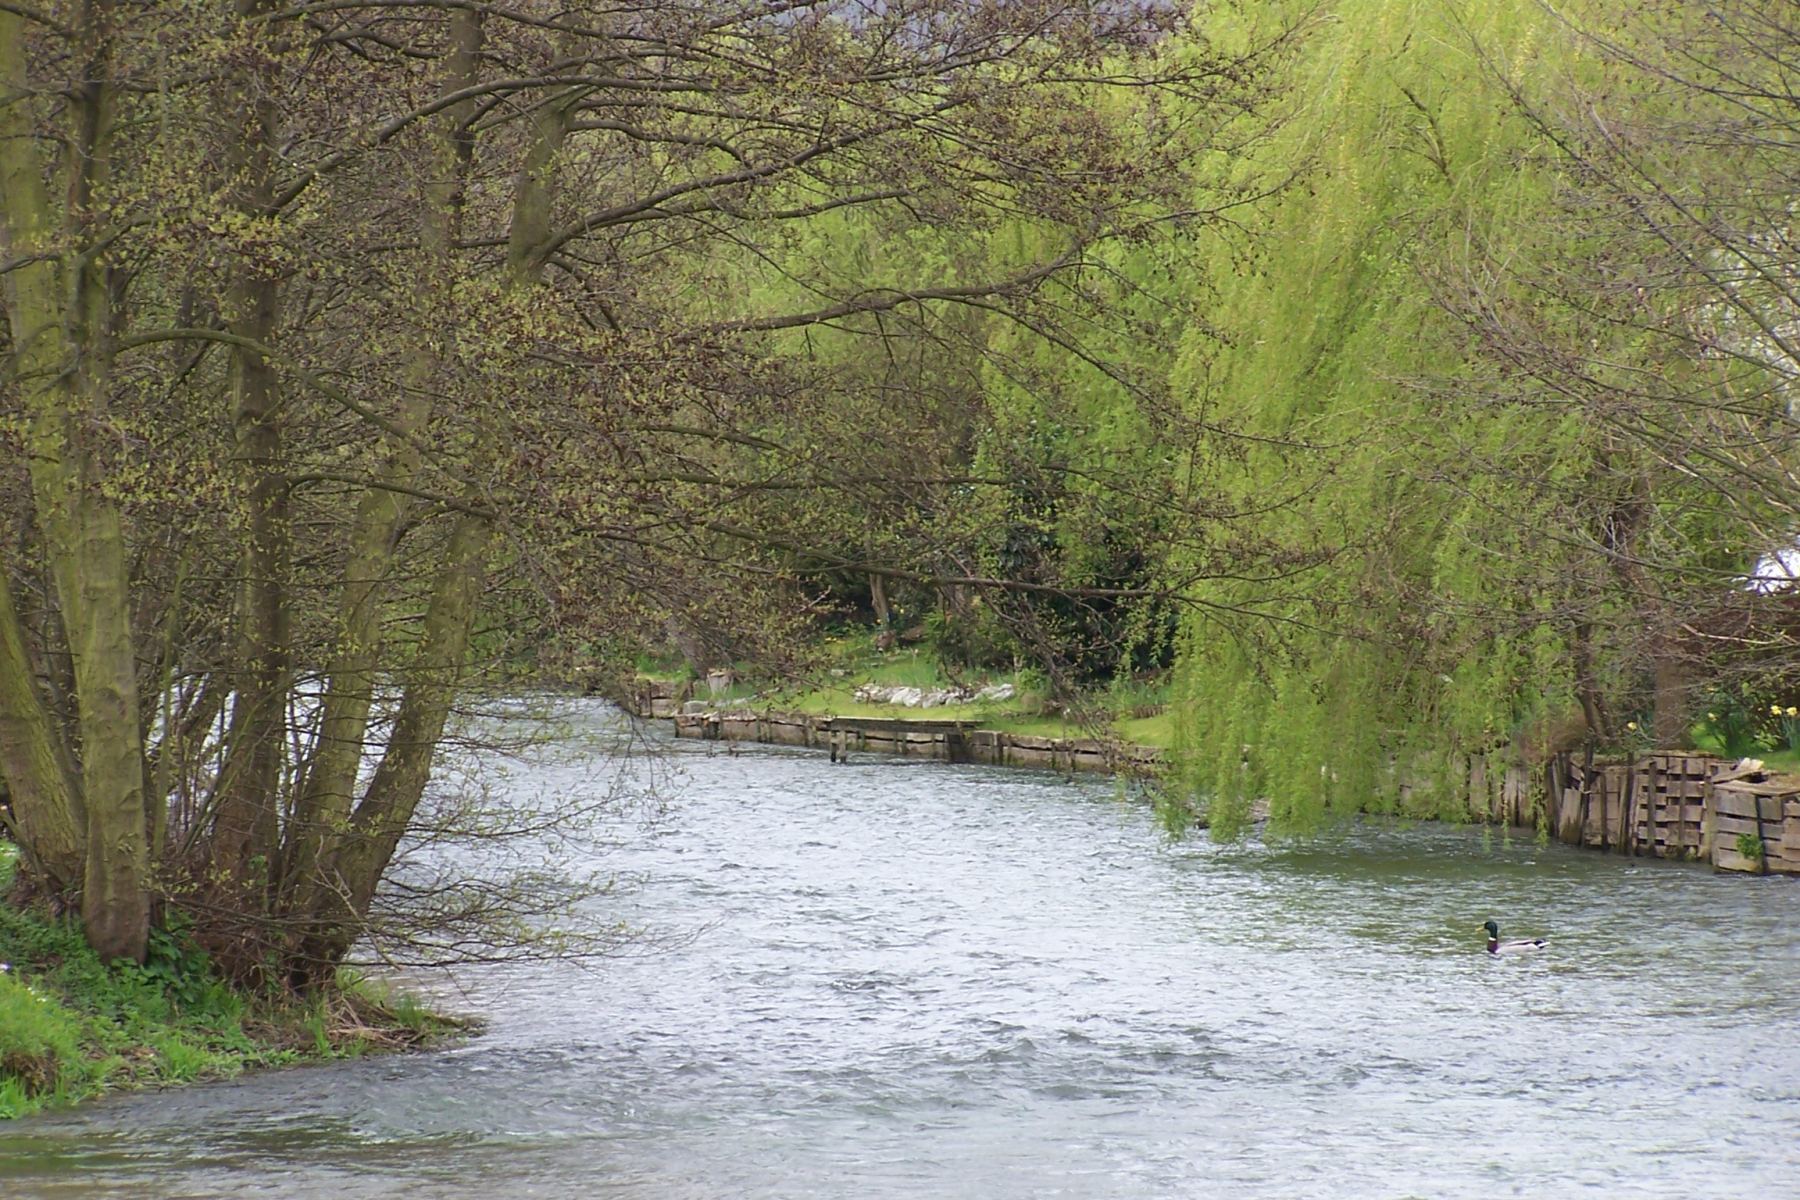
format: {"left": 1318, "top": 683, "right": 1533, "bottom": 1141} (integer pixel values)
{"left": 0, "top": 845, "right": 461, "bottom": 1119}
{"left": 644, "top": 631, "right": 1176, "bottom": 751}
{"left": 642, "top": 634, "right": 1800, "bottom": 770}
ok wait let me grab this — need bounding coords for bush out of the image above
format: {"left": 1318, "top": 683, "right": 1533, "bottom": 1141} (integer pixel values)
{"left": 1697, "top": 686, "right": 1779, "bottom": 758}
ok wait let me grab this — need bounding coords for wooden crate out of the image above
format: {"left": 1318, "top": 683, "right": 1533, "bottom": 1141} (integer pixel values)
{"left": 1710, "top": 778, "right": 1800, "bottom": 874}
{"left": 1628, "top": 753, "right": 1723, "bottom": 858}
{"left": 1545, "top": 752, "right": 1800, "bottom": 874}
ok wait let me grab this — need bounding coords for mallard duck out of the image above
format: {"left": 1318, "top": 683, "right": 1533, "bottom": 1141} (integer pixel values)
{"left": 1484, "top": 920, "right": 1547, "bottom": 955}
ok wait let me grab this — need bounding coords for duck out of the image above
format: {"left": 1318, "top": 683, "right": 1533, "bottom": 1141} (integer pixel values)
{"left": 1484, "top": 919, "right": 1547, "bottom": 955}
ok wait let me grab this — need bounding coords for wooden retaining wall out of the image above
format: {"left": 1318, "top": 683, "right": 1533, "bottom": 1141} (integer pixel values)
{"left": 670, "top": 709, "right": 1162, "bottom": 777}
{"left": 1539, "top": 753, "right": 1714, "bottom": 858}
{"left": 631, "top": 679, "right": 690, "bottom": 719}
{"left": 656, "top": 697, "right": 1800, "bottom": 875}
{"left": 1532, "top": 751, "right": 1800, "bottom": 875}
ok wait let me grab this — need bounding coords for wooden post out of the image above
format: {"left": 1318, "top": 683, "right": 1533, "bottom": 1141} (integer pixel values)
{"left": 1688, "top": 757, "right": 1705, "bottom": 859}
{"left": 1546, "top": 757, "right": 1560, "bottom": 840}
{"left": 1621, "top": 764, "right": 1637, "bottom": 856}
{"left": 1647, "top": 755, "right": 1663, "bottom": 857}
{"left": 1751, "top": 796, "right": 1769, "bottom": 876}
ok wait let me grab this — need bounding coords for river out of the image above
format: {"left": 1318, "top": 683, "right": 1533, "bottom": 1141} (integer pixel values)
{"left": 2, "top": 700, "right": 1797, "bottom": 1197}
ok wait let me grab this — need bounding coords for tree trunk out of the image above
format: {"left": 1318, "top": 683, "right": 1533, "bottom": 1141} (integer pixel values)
{"left": 0, "top": 564, "right": 84, "bottom": 892}
{"left": 289, "top": 512, "right": 492, "bottom": 984}
{"left": 208, "top": 2, "right": 291, "bottom": 912}
{"left": 0, "top": 3, "right": 150, "bottom": 962}
{"left": 870, "top": 573, "right": 891, "bottom": 627}
{"left": 288, "top": 32, "right": 546, "bottom": 981}
{"left": 1652, "top": 640, "right": 1689, "bottom": 749}
{"left": 281, "top": 9, "right": 483, "bottom": 916}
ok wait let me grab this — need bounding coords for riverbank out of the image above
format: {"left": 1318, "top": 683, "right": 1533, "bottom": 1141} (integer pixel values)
{"left": 624, "top": 634, "right": 1176, "bottom": 751}
{"left": 642, "top": 687, "right": 1800, "bottom": 877}
{"left": 0, "top": 846, "right": 463, "bottom": 1119}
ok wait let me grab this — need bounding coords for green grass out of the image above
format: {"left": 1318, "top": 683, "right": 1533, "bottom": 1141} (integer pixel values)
{"left": 1686, "top": 725, "right": 1800, "bottom": 773}
{"left": 1756, "top": 747, "right": 1800, "bottom": 772}
{"left": 631, "top": 651, "right": 693, "bottom": 682}
{"left": 1117, "top": 710, "right": 1175, "bottom": 749}
{"left": 0, "top": 844, "right": 461, "bottom": 1119}
{"left": 639, "top": 626, "right": 1178, "bottom": 751}
{"left": 672, "top": 634, "right": 1177, "bottom": 751}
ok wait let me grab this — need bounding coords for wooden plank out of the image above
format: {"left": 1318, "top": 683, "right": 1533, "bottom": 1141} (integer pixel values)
{"left": 1598, "top": 773, "right": 1615, "bottom": 848}
{"left": 1713, "top": 844, "right": 1768, "bottom": 874}
{"left": 1651, "top": 806, "right": 1706, "bottom": 825}
{"left": 1712, "top": 813, "right": 1777, "bottom": 839}
{"left": 1557, "top": 781, "right": 1584, "bottom": 845}
{"left": 1759, "top": 793, "right": 1784, "bottom": 820}
{"left": 1714, "top": 786, "right": 1798, "bottom": 813}
{"left": 1622, "top": 766, "right": 1639, "bottom": 855}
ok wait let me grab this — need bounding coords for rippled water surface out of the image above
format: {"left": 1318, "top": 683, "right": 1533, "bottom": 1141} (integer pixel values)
{"left": 3, "top": 701, "right": 1797, "bottom": 1198}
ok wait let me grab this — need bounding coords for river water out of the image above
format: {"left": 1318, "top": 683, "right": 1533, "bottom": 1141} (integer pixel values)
{"left": 2, "top": 700, "right": 1797, "bottom": 1198}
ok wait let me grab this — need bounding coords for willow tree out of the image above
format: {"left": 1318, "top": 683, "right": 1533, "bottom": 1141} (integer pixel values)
{"left": 1441, "top": 0, "right": 1800, "bottom": 745}
{"left": 1156, "top": 0, "right": 1614, "bottom": 836}
{"left": 1, "top": 0, "right": 1291, "bottom": 980}
{"left": 1160, "top": 0, "right": 1800, "bottom": 839}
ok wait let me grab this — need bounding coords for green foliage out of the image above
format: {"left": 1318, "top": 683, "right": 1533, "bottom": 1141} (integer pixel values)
{"left": 0, "top": 852, "right": 444, "bottom": 1117}
{"left": 1693, "top": 686, "right": 1793, "bottom": 758}
{"left": 301, "top": 1004, "right": 334, "bottom": 1058}
{"left": 633, "top": 653, "right": 694, "bottom": 682}
{"left": 0, "top": 967, "right": 92, "bottom": 1115}
{"left": 1167, "top": 0, "right": 1495, "bottom": 831}
{"left": 925, "top": 605, "right": 1013, "bottom": 672}
{"left": 1157, "top": 0, "right": 1766, "bottom": 837}
{"left": 1780, "top": 706, "right": 1800, "bottom": 756}
{"left": 1735, "top": 833, "right": 1766, "bottom": 863}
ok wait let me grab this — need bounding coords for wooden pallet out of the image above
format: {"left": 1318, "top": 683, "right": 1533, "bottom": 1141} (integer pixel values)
{"left": 1710, "top": 780, "right": 1800, "bottom": 873}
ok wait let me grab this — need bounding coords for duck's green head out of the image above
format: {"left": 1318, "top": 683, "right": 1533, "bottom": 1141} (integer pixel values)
{"left": 1482, "top": 920, "right": 1499, "bottom": 939}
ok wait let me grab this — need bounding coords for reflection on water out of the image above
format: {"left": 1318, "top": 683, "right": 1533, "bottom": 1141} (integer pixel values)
{"left": 3, "top": 700, "right": 1797, "bottom": 1198}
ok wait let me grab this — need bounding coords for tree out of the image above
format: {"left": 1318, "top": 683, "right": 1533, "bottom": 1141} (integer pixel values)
{"left": 1, "top": 0, "right": 1293, "bottom": 981}
{"left": 1440, "top": 0, "right": 1800, "bottom": 743}
{"left": 1160, "top": 0, "right": 1800, "bottom": 840}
